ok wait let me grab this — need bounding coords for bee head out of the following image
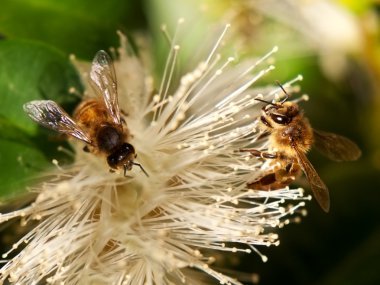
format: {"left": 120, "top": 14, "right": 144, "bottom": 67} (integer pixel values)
{"left": 107, "top": 143, "right": 136, "bottom": 170}
{"left": 255, "top": 97, "right": 301, "bottom": 128}
{"left": 255, "top": 82, "right": 302, "bottom": 128}
{"left": 265, "top": 101, "right": 300, "bottom": 126}
{"left": 107, "top": 143, "right": 149, "bottom": 177}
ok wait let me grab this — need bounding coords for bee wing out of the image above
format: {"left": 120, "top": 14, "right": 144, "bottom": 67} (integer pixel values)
{"left": 90, "top": 50, "right": 121, "bottom": 125}
{"left": 294, "top": 146, "right": 330, "bottom": 212}
{"left": 313, "top": 129, "right": 361, "bottom": 162}
{"left": 23, "top": 100, "right": 92, "bottom": 143}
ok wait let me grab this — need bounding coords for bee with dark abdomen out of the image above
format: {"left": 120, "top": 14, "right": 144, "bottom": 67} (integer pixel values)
{"left": 24, "top": 50, "right": 148, "bottom": 177}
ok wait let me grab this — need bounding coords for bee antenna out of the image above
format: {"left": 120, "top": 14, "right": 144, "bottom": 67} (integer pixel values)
{"left": 254, "top": 98, "right": 277, "bottom": 107}
{"left": 132, "top": 162, "right": 149, "bottom": 177}
{"left": 276, "top": 81, "right": 290, "bottom": 103}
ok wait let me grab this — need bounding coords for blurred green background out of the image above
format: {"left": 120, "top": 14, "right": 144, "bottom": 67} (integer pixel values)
{"left": 0, "top": 0, "right": 379, "bottom": 284}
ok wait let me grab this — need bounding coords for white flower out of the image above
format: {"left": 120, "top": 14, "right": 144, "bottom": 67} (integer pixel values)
{"left": 0, "top": 23, "right": 306, "bottom": 284}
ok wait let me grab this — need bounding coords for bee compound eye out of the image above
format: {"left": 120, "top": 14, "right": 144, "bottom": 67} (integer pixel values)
{"left": 107, "top": 154, "right": 119, "bottom": 168}
{"left": 271, "top": 113, "right": 291, "bottom": 125}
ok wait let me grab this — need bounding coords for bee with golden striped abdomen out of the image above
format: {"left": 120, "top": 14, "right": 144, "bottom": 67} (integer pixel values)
{"left": 241, "top": 83, "right": 361, "bottom": 212}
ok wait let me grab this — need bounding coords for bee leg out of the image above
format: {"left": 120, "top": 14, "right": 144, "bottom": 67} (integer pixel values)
{"left": 257, "top": 131, "right": 270, "bottom": 140}
{"left": 123, "top": 162, "right": 133, "bottom": 176}
{"left": 120, "top": 109, "right": 129, "bottom": 117}
{"left": 239, "top": 149, "right": 278, "bottom": 159}
{"left": 286, "top": 163, "right": 302, "bottom": 178}
{"left": 120, "top": 110, "right": 129, "bottom": 125}
{"left": 119, "top": 165, "right": 133, "bottom": 178}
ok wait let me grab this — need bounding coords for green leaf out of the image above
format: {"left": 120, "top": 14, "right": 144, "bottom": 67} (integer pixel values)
{"left": 0, "top": 0, "right": 146, "bottom": 59}
{"left": 0, "top": 40, "right": 82, "bottom": 197}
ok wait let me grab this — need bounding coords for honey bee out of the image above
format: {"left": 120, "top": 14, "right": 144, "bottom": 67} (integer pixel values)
{"left": 241, "top": 84, "right": 361, "bottom": 212}
{"left": 23, "top": 50, "right": 148, "bottom": 177}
